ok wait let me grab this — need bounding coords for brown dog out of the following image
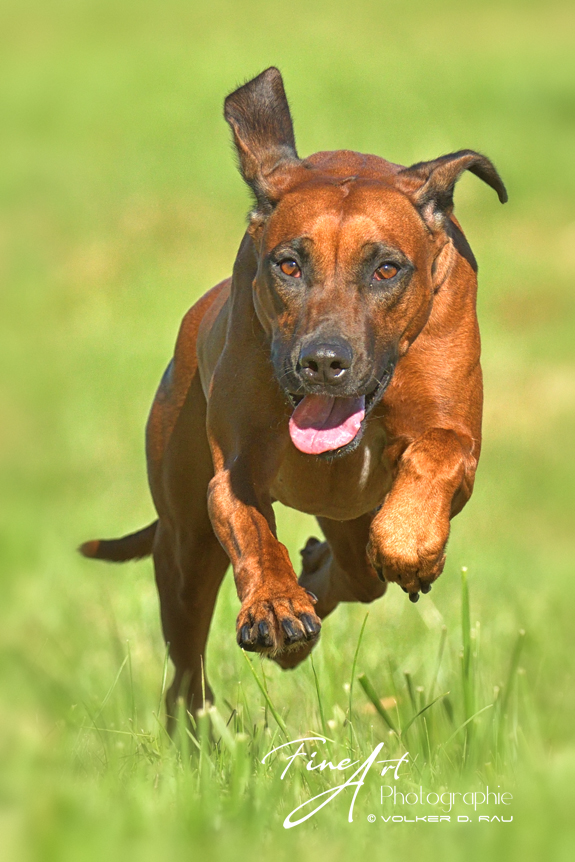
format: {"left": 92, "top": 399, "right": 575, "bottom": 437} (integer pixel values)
{"left": 81, "top": 67, "right": 506, "bottom": 726}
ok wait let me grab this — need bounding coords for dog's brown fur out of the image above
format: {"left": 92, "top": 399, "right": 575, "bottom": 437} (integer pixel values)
{"left": 80, "top": 68, "right": 506, "bottom": 728}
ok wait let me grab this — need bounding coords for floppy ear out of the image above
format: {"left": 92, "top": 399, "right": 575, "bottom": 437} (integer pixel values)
{"left": 224, "top": 67, "right": 300, "bottom": 212}
{"left": 399, "top": 150, "right": 507, "bottom": 229}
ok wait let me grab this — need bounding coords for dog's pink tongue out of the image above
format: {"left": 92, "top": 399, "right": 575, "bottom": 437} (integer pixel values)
{"left": 289, "top": 394, "right": 365, "bottom": 455}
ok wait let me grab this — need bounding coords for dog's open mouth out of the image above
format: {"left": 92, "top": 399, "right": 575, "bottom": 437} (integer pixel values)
{"left": 287, "top": 368, "right": 393, "bottom": 456}
{"left": 289, "top": 394, "right": 366, "bottom": 455}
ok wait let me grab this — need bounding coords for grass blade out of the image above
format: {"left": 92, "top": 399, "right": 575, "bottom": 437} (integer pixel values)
{"left": 310, "top": 652, "right": 330, "bottom": 745}
{"left": 461, "top": 567, "right": 474, "bottom": 722}
{"left": 358, "top": 672, "right": 397, "bottom": 734}
{"left": 242, "top": 651, "right": 288, "bottom": 740}
{"left": 442, "top": 703, "right": 494, "bottom": 748}
{"left": 93, "top": 655, "right": 128, "bottom": 723}
{"left": 404, "top": 671, "right": 417, "bottom": 713}
{"left": 500, "top": 629, "right": 526, "bottom": 719}
{"left": 402, "top": 691, "right": 450, "bottom": 735}
{"left": 348, "top": 612, "right": 369, "bottom": 744}
{"left": 157, "top": 643, "right": 170, "bottom": 722}
{"left": 429, "top": 625, "right": 447, "bottom": 702}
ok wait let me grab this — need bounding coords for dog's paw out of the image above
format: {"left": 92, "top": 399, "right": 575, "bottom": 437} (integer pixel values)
{"left": 367, "top": 505, "right": 449, "bottom": 601}
{"left": 236, "top": 586, "right": 321, "bottom": 655}
{"left": 299, "top": 536, "right": 330, "bottom": 577}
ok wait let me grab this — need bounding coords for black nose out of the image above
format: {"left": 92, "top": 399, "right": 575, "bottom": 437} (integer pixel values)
{"left": 298, "top": 339, "right": 353, "bottom": 387}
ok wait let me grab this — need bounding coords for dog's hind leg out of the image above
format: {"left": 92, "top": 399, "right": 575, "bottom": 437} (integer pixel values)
{"left": 274, "top": 513, "right": 386, "bottom": 670}
{"left": 150, "top": 372, "right": 230, "bottom": 734}
{"left": 153, "top": 520, "right": 228, "bottom": 734}
{"left": 302, "top": 514, "right": 386, "bottom": 614}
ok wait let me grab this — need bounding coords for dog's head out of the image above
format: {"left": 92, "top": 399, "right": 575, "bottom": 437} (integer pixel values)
{"left": 224, "top": 68, "right": 507, "bottom": 457}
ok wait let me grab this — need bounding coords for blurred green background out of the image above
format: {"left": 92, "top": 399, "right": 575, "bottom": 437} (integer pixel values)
{"left": 1, "top": 0, "right": 575, "bottom": 859}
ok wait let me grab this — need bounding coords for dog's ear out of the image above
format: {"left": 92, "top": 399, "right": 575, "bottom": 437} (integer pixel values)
{"left": 224, "top": 67, "right": 300, "bottom": 212}
{"left": 399, "top": 150, "right": 507, "bottom": 229}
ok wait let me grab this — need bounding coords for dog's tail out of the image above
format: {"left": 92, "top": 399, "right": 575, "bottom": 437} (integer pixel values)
{"left": 79, "top": 521, "right": 158, "bottom": 563}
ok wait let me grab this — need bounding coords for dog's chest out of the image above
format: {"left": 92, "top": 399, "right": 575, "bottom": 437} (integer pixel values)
{"left": 271, "top": 428, "right": 392, "bottom": 520}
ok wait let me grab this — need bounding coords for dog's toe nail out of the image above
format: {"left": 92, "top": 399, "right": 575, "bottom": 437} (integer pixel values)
{"left": 421, "top": 583, "right": 432, "bottom": 594}
{"left": 305, "top": 590, "right": 318, "bottom": 604}
{"left": 408, "top": 592, "right": 420, "bottom": 603}
{"left": 238, "top": 624, "right": 256, "bottom": 649}
{"left": 282, "top": 618, "right": 303, "bottom": 644}
{"left": 300, "top": 613, "right": 321, "bottom": 637}
{"left": 257, "top": 621, "right": 273, "bottom": 647}
{"left": 400, "top": 586, "right": 408, "bottom": 594}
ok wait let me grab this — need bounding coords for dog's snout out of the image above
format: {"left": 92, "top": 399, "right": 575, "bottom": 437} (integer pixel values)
{"left": 298, "top": 339, "right": 353, "bottom": 387}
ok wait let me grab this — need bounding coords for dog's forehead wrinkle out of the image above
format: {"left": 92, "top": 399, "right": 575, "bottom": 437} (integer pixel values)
{"left": 336, "top": 175, "right": 357, "bottom": 188}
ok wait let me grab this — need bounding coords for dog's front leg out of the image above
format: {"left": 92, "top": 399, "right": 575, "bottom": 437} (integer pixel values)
{"left": 368, "top": 428, "right": 476, "bottom": 600}
{"left": 207, "top": 447, "right": 321, "bottom": 655}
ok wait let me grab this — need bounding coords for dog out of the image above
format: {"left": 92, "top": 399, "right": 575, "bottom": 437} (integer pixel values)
{"left": 80, "top": 67, "right": 506, "bottom": 727}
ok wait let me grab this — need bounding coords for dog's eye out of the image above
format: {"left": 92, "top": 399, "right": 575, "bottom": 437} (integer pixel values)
{"left": 279, "top": 259, "right": 301, "bottom": 278}
{"left": 374, "top": 262, "right": 399, "bottom": 281}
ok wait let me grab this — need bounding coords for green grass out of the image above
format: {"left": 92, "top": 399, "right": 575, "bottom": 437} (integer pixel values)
{"left": 1, "top": 0, "right": 575, "bottom": 859}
